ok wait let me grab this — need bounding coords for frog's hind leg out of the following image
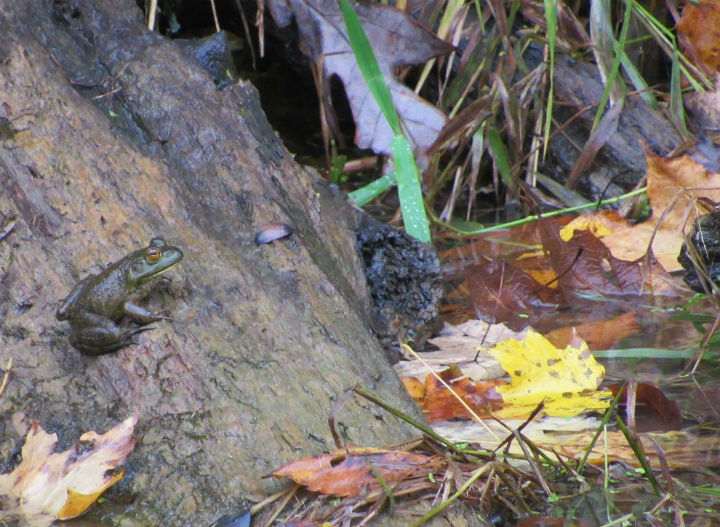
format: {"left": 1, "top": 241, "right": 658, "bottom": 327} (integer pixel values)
{"left": 68, "top": 313, "right": 155, "bottom": 355}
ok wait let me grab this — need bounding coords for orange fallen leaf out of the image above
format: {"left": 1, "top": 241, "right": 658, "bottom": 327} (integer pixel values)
{"left": 0, "top": 414, "right": 138, "bottom": 525}
{"left": 677, "top": 2, "right": 720, "bottom": 74}
{"left": 601, "top": 149, "right": 720, "bottom": 272}
{"left": 545, "top": 311, "right": 640, "bottom": 350}
{"left": 417, "top": 365, "right": 505, "bottom": 423}
{"left": 401, "top": 377, "right": 426, "bottom": 399}
{"left": 271, "top": 447, "right": 442, "bottom": 497}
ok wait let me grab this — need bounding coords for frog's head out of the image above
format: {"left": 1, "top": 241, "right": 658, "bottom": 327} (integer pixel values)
{"left": 128, "top": 238, "right": 183, "bottom": 286}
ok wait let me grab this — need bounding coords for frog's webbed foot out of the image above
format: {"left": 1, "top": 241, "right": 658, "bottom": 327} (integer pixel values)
{"left": 124, "top": 301, "right": 172, "bottom": 324}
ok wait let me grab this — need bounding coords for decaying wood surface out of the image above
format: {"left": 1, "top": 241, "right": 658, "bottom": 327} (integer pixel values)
{"left": 0, "top": 1, "right": 429, "bottom": 524}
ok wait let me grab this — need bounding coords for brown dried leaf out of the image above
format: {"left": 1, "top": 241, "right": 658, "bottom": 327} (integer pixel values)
{"left": 602, "top": 149, "right": 720, "bottom": 272}
{"left": 271, "top": 447, "right": 442, "bottom": 497}
{"left": 609, "top": 383, "right": 682, "bottom": 433}
{"left": 465, "top": 258, "right": 562, "bottom": 330}
{"left": 677, "top": 2, "right": 720, "bottom": 74}
{"left": 0, "top": 414, "right": 138, "bottom": 525}
{"left": 539, "top": 217, "right": 678, "bottom": 297}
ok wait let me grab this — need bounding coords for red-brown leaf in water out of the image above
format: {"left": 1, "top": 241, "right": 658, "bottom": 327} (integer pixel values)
{"left": 418, "top": 365, "right": 506, "bottom": 423}
{"left": 538, "top": 218, "right": 670, "bottom": 298}
{"left": 271, "top": 448, "right": 442, "bottom": 497}
{"left": 465, "top": 258, "right": 562, "bottom": 330}
{"left": 609, "top": 383, "right": 682, "bottom": 433}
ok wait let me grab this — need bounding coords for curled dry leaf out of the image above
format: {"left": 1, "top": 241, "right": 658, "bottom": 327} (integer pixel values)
{"left": 0, "top": 414, "right": 138, "bottom": 525}
{"left": 271, "top": 447, "right": 442, "bottom": 497}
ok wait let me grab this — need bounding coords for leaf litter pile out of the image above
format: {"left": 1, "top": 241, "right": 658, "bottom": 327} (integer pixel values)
{"left": 253, "top": 0, "right": 720, "bottom": 524}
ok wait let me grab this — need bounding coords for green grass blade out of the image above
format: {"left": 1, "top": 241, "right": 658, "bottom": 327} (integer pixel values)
{"left": 337, "top": 0, "right": 400, "bottom": 133}
{"left": 487, "top": 126, "right": 514, "bottom": 190}
{"left": 348, "top": 172, "right": 397, "bottom": 207}
{"left": 392, "top": 135, "right": 431, "bottom": 242}
{"left": 338, "top": 0, "right": 431, "bottom": 242}
{"left": 591, "top": 0, "right": 633, "bottom": 133}
{"left": 620, "top": 53, "right": 656, "bottom": 109}
{"left": 542, "top": 0, "right": 557, "bottom": 157}
{"left": 670, "top": 42, "right": 689, "bottom": 136}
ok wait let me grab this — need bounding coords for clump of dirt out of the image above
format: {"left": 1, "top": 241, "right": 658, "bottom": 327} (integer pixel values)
{"left": 356, "top": 214, "right": 443, "bottom": 360}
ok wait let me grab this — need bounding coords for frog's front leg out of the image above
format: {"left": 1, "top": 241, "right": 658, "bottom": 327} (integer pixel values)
{"left": 123, "top": 301, "right": 172, "bottom": 324}
{"left": 69, "top": 312, "right": 152, "bottom": 355}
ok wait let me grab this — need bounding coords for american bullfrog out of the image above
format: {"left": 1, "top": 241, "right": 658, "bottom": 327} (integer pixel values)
{"left": 56, "top": 238, "right": 183, "bottom": 355}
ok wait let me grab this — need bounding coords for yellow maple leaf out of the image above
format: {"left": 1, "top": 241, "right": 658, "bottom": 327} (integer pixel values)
{"left": 559, "top": 215, "right": 614, "bottom": 241}
{"left": 487, "top": 330, "right": 611, "bottom": 418}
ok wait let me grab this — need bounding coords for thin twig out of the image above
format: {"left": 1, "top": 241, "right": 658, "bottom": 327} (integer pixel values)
{"left": 0, "top": 358, "right": 13, "bottom": 399}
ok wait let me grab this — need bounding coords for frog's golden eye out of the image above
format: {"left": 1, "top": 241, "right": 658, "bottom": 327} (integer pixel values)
{"left": 146, "top": 247, "right": 162, "bottom": 263}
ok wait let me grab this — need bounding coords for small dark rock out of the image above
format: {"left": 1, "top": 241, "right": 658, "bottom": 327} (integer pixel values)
{"left": 678, "top": 211, "right": 720, "bottom": 292}
{"left": 355, "top": 214, "right": 443, "bottom": 361}
{"left": 180, "top": 31, "right": 238, "bottom": 89}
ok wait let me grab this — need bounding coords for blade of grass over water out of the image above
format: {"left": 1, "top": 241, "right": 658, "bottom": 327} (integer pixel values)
{"left": 542, "top": 0, "right": 557, "bottom": 157}
{"left": 629, "top": 0, "right": 710, "bottom": 91}
{"left": 440, "top": 187, "right": 647, "bottom": 235}
{"left": 338, "top": 0, "right": 431, "bottom": 242}
{"left": 414, "top": 0, "right": 464, "bottom": 95}
{"left": 670, "top": 42, "right": 689, "bottom": 137}
{"left": 487, "top": 126, "right": 514, "bottom": 191}
{"left": 593, "top": 348, "right": 697, "bottom": 359}
{"left": 392, "top": 136, "right": 431, "bottom": 242}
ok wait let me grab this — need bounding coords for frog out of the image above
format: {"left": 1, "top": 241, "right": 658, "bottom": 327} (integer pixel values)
{"left": 56, "top": 237, "right": 183, "bottom": 355}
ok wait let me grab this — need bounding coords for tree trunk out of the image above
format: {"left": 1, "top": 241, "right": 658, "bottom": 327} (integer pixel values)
{"left": 0, "top": 0, "right": 425, "bottom": 524}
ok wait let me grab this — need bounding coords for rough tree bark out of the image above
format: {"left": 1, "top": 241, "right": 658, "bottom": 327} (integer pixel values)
{"left": 0, "top": 1, "right": 430, "bottom": 524}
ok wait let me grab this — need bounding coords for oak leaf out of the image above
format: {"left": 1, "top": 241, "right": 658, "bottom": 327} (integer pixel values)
{"left": 267, "top": 0, "right": 453, "bottom": 168}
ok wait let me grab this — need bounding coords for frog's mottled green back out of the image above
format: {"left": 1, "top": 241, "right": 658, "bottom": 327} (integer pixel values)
{"left": 56, "top": 238, "right": 183, "bottom": 321}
